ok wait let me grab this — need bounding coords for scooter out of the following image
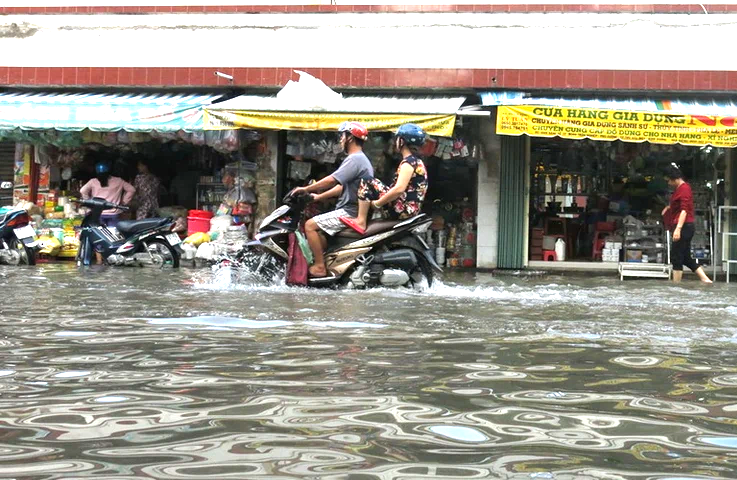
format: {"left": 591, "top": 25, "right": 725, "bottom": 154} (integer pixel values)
{"left": 0, "top": 208, "right": 38, "bottom": 265}
{"left": 76, "top": 197, "right": 181, "bottom": 268}
{"left": 219, "top": 190, "right": 442, "bottom": 288}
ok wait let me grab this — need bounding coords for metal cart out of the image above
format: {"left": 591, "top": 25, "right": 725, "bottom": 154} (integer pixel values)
{"left": 619, "top": 226, "right": 672, "bottom": 281}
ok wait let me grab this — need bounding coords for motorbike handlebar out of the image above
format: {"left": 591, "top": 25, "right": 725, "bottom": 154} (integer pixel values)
{"left": 75, "top": 197, "right": 130, "bottom": 211}
{"left": 283, "top": 189, "right": 312, "bottom": 205}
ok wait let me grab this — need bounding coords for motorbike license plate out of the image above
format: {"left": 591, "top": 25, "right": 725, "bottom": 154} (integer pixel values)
{"left": 13, "top": 225, "right": 35, "bottom": 240}
{"left": 166, "top": 233, "right": 181, "bottom": 246}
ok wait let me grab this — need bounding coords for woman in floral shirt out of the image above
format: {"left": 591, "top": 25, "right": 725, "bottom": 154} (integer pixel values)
{"left": 340, "top": 124, "right": 428, "bottom": 235}
{"left": 133, "top": 158, "right": 161, "bottom": 220}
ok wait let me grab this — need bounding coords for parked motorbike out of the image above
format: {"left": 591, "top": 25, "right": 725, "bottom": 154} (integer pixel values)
{"left": 218, "top": 190, "right": 441, "bottom": 288}
{"left": 0, "top": 208, "right": 38, "bottom": 265}
{"left": 76, "top": 197, "right": 181, "bottom": 268}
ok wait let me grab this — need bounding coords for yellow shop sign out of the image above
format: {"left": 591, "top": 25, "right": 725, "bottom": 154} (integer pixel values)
{"left": 497, "top": 105, "right": 737, "bottom": 147}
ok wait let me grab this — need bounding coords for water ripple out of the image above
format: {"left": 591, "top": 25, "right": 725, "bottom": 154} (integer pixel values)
{"left": 0, "top": 265, "right": 737, "bottom": 477}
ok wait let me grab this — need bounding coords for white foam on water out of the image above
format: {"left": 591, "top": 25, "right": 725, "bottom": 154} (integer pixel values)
{"left": 148, "top": 316, "right": 292, "bottom": 329}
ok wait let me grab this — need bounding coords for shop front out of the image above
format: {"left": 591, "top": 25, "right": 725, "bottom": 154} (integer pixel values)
{"left": 483, "top": 92, "right": 732, "bottom": 276}
{"left": 204, "top": 91, "right": 488, "bottom": 270}
{"left": 0, "top": 90, "right": 281, "bottom": 262}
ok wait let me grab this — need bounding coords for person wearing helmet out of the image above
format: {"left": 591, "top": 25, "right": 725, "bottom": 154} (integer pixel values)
{"left": 80, "top": 159, "right": 136, "bottom": 228}
{"left": 340, "top": 123, "right": 428, "bottom": 235}
{"left": 293, "top": 121, "right": 374, "bottom": 277}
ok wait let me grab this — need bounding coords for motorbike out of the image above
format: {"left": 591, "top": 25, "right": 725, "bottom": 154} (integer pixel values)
{"left": 0, "top": 208, "right": 38, "bottom": 265}
{"left": 76, "top": 197, "right": 181, "bottom": 268}
{"left": 218, "top": 190, "right": 442, "bottom": 288}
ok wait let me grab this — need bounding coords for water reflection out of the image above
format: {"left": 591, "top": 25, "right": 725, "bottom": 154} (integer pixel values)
{"left": 1, "top": 264, "right": 737, "bottom": 477}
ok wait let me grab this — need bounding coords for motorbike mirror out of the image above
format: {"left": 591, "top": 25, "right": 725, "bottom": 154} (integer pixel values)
{"left": 0, "top": 181, "right": 12, "bottom": 189}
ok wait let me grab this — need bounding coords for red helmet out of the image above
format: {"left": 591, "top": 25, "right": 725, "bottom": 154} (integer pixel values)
{"left": 338, "top": 121, "right": 368, "bottom": 141}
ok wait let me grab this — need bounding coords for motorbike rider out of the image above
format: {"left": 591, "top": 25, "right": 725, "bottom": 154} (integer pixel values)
{"left": 293, "top": 121, "right": 373, "bottom": 278}
{"left": 80, "top": 161, "right": 135, "bottom": 228}
{"left": 340, "top": 123, "right": 428, "bottom": 235}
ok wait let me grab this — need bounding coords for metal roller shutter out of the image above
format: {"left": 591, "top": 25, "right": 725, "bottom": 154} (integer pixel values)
{"left": 0, "top": 142, "right": 16, "bottom": 206}
{"left": 497, "top": 135, "right": 527, "bottom": 270}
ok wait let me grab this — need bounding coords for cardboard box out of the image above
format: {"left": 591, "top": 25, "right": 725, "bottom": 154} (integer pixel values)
{"left": 626, "top": 250, "right": 643, "bottom": 262}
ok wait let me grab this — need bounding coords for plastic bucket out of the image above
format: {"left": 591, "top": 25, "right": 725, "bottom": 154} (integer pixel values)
{"left": 187, "top": 216, "right": 211, "bottom": 236}
{"left": 188, "top": 209, "right": 214, "bottom": 219}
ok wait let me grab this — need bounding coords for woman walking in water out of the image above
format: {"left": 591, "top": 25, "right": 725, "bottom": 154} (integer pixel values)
{"left": 662, "top": 165, "right": 712, "bottom": 283}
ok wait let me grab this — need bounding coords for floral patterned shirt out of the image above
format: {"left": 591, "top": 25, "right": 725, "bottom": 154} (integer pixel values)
{"left": 392, "top": 155, "right": 428, "bottom": 218}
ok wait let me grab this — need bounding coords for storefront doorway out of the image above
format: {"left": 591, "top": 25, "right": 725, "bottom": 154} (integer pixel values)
{"left": 528, "top": 137, "right": 724, "bottom": 268}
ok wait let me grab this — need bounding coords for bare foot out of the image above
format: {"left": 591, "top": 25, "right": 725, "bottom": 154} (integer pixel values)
{"left": 309, "top": 265, "right": 328, "bottom": 277}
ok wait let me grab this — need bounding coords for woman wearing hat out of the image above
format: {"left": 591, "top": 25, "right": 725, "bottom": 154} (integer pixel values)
{"left": 340, "top": 123, "right": 428, "bottom": 235}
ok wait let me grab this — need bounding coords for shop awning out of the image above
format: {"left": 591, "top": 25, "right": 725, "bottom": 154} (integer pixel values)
{"left": 0, "top": 91, "right": 223, "bottom": 133}
{"left": 481, "top": 91, "right": 737, "bottom": 148}
{"left": 204, "top": 95, "right": 468, "bottom": 137}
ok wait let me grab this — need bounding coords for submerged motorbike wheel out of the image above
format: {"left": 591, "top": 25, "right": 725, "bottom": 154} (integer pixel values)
{"left": 145, "top": 238, "right": 180, "bottom": 269}
{"left": 8, "top": 238, "right": 35, "bottom": 266}
{"left": 409, "top": 254, "right": 433, "bottom": 289}
{"left": 234, "top": 248, "right": 285, "bottom": 284}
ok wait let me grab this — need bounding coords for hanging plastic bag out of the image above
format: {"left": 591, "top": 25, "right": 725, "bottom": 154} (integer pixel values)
{"left": 295, "top": 231, "right": 313, "bottom": 265}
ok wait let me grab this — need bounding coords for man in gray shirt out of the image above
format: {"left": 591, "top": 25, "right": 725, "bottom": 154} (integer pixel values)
{"left": 293, "top": 122, "right": 373, "bottom": 278}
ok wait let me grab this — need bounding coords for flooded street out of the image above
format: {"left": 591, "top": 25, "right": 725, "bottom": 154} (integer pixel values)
{"left": 2, "top": 265, "right": 737, "bottom": 479}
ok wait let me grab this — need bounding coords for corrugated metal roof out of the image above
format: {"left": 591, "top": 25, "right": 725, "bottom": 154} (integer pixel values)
{"left": 207, "top": 95, "right": 467, "bottom": 115}
{"left": 481, "top": 91, "right": 737, "bottom": 116}
{"left": 0, "top": 91, "right": 222, "bottom": 132}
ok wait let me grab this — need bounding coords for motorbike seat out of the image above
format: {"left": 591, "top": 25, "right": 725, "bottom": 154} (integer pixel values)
{"left": 336, "top": 220, "right": 402, "bottom": 239}
{"left": 0, "top": 209, "right": 21, "bottom": 225}
{"left": 116, "top": 217, "right": 172, "bottom": 235}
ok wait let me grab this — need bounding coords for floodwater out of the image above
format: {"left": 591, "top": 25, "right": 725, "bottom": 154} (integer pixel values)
{"left": 1, "top": 264, "right": 737, "bottom": 479}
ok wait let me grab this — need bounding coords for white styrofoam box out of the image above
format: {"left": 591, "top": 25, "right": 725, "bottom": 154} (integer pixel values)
{"left": 613, "top": 242, "right": 622, "bottom": 249}
{"left": 605, "top": 241, "right": 615, "bottom": 249}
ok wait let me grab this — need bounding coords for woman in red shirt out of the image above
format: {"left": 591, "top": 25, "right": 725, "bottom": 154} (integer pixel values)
{"left": 662, "top": 166, "right": 712, "bottom": 283}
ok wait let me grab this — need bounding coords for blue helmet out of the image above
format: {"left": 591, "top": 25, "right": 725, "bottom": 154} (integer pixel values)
{"left": 396, "top": 123, "right": 426, "bottom": 147}
{"left": 95, "top": 162, "right": 111, "bottom": 175}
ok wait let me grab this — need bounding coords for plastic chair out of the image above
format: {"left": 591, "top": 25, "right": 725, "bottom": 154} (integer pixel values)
{"left": 543, "top": 250, "right": 557, "bottom": 261}
{"left": 592, "top": 221, "right": 616, "bottom": 260}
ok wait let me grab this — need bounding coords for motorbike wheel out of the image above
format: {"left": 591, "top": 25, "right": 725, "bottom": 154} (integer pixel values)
{"left": 145, "top": 238, "right": 180, "bottom": 269}
{"left": 8, "top": 238, "right": 35, "bottom": 265}
{"left": 234, "top": 248, "right": 284, "bottom": 283}
{"left": 409, "top": 254, "right": 433, "bottom": 289}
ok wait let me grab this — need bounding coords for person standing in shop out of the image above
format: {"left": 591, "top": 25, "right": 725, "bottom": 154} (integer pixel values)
{"left": 133, "top": 158, "right": 161, "bottom": 220}
{"left": 662, "top": 165, "right": 712, "bottom": 284}
{"left": 80, "top": 161, "right": 135, "bottom": 228}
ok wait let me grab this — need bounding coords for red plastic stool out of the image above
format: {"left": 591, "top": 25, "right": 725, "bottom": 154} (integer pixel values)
{"left": 543, "top": 250, "right": 557, "bottom": 261}
{"left": 592, "top": 221, "right": 616, "bottom": 260}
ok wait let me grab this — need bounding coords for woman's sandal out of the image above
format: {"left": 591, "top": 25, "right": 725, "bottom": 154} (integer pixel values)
{"left": 339, "top": 217, "right": 366, "bottom": 235}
